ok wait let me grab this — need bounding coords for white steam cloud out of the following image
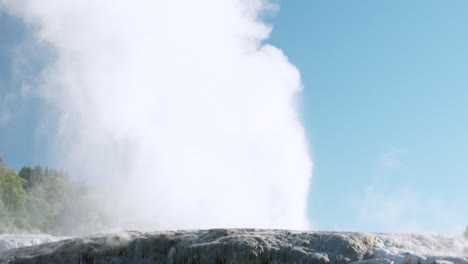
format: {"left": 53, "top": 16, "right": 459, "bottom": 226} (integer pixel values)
{"left": 1, "top": 0, "right": 312, "bottom": 231}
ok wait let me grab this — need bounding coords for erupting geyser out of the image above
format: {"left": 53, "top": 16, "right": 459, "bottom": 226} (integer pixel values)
{"left": 0, "top": 0, "right": 312, "bottom": 231}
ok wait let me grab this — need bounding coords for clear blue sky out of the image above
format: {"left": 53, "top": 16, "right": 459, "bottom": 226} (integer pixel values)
{"left": 1, "top": 1, "right": 467, "bottom": 235}
{"left": 269, "top": 0, "right": 468, "bottom": 235}
{"left": 0, "top": 12, "right": 51, "bottom": 170}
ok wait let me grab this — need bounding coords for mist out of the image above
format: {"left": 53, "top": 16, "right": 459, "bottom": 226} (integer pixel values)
{"left": 1, "top": 0, "right": 312, "bottom": 231}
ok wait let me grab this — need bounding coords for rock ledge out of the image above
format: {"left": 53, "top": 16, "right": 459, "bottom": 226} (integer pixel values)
{"left": 0, "top": 229, "right": 467, "bottom": 264}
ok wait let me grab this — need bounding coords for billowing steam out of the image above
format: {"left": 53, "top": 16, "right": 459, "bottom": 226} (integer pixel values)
{"left": 1, "top": 0, "right": 312, "bottom": 231}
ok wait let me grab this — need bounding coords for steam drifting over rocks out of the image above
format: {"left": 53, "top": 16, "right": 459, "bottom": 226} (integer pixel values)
{"left": 0, "top": 234, "right": 65, "bottom": 255}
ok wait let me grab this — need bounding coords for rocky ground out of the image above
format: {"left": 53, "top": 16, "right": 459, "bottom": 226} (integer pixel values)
{"left": 0, "top": 229, "right": 466, "bottom": 264}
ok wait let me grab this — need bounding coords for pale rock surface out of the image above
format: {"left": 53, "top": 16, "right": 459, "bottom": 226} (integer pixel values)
{"left": 0, "top": 229, "right": 467, "bottom": 264}
{"left": 0, "top": 234, "right": 65, "bottom": 255}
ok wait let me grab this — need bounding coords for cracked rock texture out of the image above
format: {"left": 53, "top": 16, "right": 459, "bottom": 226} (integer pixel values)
{"left": 0, "top": 229, "right": 467, "bottom": 264}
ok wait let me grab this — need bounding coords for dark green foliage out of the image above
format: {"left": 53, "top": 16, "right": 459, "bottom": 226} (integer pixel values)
{"left": 18, "top": 167, "right": 33, "bottom": 189}
{"left": 19, "top": 166, "right": 46, "bottom": 190}
{"left": 0, "top": 157, "right": 103, "bottom": 235}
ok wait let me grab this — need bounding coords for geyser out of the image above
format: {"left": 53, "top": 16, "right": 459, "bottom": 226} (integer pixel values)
{"left": 1, "top": 0, "right": 312, "bottom": 231}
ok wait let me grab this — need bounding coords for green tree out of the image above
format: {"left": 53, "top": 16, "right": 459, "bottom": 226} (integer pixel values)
{"left": 0, "top": 163, "right": 30, "bottom": 231}
{"left": 19, "top": 165, "right": 46, "bottom": 190}
{"left": 0, "top": 166, "right": 26, "bottom": 212}
{"left": 0, "top": 158, "right": 106, "bottom": 234}
{"left": 32, "top": 165, "right": 45, "bottom": 186}
{"left": 19, "top": 166, "right": 33, "bottom": 189}
{"left": 464, "top": 225, "right": 468, "bottom": 239}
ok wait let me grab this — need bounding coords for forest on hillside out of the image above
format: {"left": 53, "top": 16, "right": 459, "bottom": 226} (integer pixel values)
{"left": 0, "top": 157, "right": 105, "bottom": 235}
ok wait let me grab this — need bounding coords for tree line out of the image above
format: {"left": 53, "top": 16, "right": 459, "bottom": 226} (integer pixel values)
{"left": 0, "top": 157, "right": 106, "bottom": 235}
{"left": 1, "top": 156, "right": 467, "bottom": 237}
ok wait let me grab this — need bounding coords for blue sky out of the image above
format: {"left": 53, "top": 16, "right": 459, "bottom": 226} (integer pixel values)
{"left": 0, "top": 12, "right": 48, "bottom": 170}
{"left": 269, "top": 0, "right": 468, "bottom": 234}
{"left": 1, "top": 1, "right": 467, "bottom": 235}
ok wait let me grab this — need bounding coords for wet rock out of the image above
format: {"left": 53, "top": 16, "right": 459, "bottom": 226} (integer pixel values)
{"left": 0, "top": 229, "right": 467, "bottom": 264}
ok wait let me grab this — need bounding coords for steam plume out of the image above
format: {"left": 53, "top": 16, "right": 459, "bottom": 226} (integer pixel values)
{"left": 1, "top": 0, "right": 312, "bottom": 231}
